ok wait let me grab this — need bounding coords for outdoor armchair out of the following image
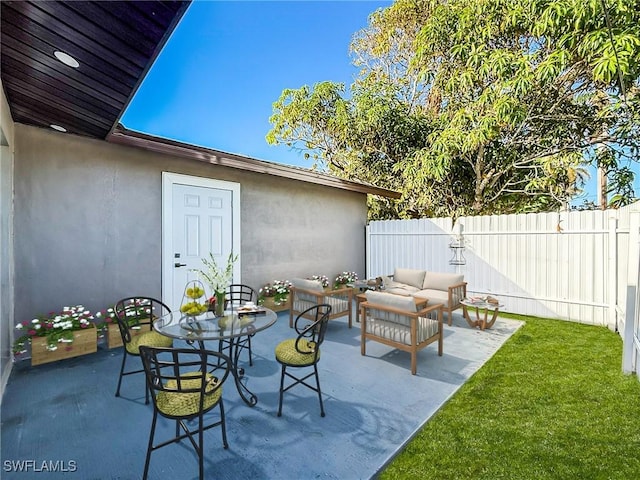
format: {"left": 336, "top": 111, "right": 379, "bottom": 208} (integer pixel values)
{"left": 288, "top": 277, "right": 353, "bottom": 328}
{"left": 360, "top": 291, "right": 443, "bottom": 375}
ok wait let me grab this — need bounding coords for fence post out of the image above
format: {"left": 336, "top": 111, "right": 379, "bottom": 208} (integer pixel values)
{"left": 365, "top": 223, "right": 371, "bottom": 280}
{"left": 608, "top": 216, "right": 618, "bottom": 331}
{"left": 622, "top": 210, "right": 640, "bottom": 375}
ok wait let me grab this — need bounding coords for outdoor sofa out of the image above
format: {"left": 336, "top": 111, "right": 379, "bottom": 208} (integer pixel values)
{"left": 381, "top": 268, "right": 467, "bottom": 325}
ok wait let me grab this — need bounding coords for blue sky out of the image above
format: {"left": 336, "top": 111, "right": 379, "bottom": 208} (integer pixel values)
{"left": 122, "top": 0, "right": 637, "bottom": 205}
{"left": 122, "top": 0, "right": 392, "bottom": 169}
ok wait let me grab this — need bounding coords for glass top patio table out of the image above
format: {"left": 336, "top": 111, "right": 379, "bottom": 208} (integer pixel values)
{"left": 153, "top": 308, "right": 277, "bottom": 342}
{"left": 153, "top": 308, "right": 278, "bottom": 406}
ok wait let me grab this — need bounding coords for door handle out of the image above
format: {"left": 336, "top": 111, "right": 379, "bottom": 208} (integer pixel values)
{"left": 174, "top": 263, "right": 187, "bottom": 268}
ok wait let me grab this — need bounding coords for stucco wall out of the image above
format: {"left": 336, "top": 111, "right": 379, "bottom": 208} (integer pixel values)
{"left": 1, "top": 82, "right": 15, "bottom": 398}
{"left": 13, "top": 124, "right": 367, "bottom": 321}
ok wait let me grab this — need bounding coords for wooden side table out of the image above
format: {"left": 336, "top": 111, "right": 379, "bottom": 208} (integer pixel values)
{"left": 461, "top": 298, "right": 503, "bottom": 330}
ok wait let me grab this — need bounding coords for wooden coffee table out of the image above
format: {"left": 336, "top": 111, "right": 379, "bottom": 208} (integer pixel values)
{"left": 461, "top": 298, "right": 503, "bottom": 330}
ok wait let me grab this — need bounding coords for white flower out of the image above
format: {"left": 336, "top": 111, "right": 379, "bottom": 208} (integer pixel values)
{"left": 199, "top": 252, "right": 238, "bottom": 293}
{"left": 34, "top": 324, "right": 41, "bottom": 330}
{"left": 31, "top": 319, "right": 39, "bottom": 324}
{"left": 15, "top": 324, "right": 23, "bottom": 330}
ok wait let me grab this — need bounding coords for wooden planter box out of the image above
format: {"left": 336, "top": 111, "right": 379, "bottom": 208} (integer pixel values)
{"left": 260, "top": 296, "right": 289, "bottom": 312}
{"left": 107, "top": 323, "right": 152, "bottom": 349}
{"left": 31, "top": 326, "right": 97, "bottom": 366}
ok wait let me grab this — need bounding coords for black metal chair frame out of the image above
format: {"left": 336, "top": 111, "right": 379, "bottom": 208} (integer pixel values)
{"left": 219, "top": 284, "right": 257, "bottom": 366}
{"left": 139, "top": 346, "right": 231, "bottom": 480}
{"left": 114, "top": 296, "right": 171, "bottom": 404}
{"left": 277, "top": 304, "right": 332, "bottom": 417}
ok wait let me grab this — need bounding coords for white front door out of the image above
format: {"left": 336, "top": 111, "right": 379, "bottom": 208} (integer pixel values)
{"left": 162, "top": 173, "right": 241, "bottom": 312}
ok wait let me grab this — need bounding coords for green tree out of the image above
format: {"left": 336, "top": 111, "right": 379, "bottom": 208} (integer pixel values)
{"left": 267, "top": 0, "right": 640, "bottom": 218}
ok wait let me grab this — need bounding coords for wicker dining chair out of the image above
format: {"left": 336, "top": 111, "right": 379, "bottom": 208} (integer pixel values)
{"left": 275, "top": 304, "right": 332, "bottom": 417}
{"left": 218, "top": 283, "right": 258, "bottom": 366}
{"left": 113, "top": 296, "right": 173, "bottom": 404}
{"left": 139, "top": 346, "right": 231, "bottom": 480}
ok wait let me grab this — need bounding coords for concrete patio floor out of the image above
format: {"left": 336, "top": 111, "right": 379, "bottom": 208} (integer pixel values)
{"left": 1, "top": 310, "right": 523, "bottom": 480}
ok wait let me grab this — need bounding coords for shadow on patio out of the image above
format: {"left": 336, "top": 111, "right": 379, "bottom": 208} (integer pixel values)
{"left": 1, "top": 311, "right": 522, "bottom": 480}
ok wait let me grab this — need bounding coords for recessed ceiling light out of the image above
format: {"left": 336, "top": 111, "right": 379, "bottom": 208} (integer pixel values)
{"left": 50, "top": 124, "right": 67, "bottom": 132}
{"left": 53, "top": 51, "right": 80, "bottom": 68}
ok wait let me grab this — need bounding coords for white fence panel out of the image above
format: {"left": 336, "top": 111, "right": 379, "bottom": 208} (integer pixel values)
{"left": 622, "top": 210, "right": 640, "bottom": 375}
{"left": 367, "top": 202, "right": 640, "bottom": 333}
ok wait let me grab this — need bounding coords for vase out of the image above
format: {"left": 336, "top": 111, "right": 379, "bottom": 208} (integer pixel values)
{"left": 215, "top": 291, "right": 226, "bottom": 316}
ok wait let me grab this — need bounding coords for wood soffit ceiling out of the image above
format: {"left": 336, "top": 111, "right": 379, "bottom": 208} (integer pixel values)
{"left": 1, "top": 0, "right": 190, "bottom": 139}
{"left": 1, "top": 0, "right": 400, "bottom": 199}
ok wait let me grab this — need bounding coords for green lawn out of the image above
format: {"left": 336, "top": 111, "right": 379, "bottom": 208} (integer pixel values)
{"left": 381, "top": 315, "right": 640, "bottom": 480}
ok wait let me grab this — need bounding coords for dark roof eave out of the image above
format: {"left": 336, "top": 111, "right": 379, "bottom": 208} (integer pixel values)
{"left": 107, "top": 2, "right": 191, "bottom": 138}
{"left": 107, "top": 126, "right": 402, "bottom": 199}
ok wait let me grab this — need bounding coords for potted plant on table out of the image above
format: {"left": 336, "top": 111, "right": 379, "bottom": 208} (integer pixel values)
{"left": 334, "top": 271, "right": 358, "bottom": 289}
{"left": 198, "top": 252, "right": 238, "bottom": 316}
{"left": 258, "top": 280, "right": 292, "bottom": 308}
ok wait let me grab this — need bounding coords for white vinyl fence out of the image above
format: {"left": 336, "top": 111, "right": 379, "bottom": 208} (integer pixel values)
{"left": 366, "top": 202, "right": 640, "bottom": 376}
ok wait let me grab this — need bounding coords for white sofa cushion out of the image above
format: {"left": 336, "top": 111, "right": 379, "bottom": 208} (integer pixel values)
{"left": 291, "top": 277, "right": 324, "bottom": 304}
{"left": 385, "top": 285, "right": 420, "bottom": 296}
{"left": 291, "top": 278, "right": 324, "bottom": 292}
{"left": 365, "top": 291, "right": 417, "bottom": 326}
{"left": 380, "top": 275, "right": 400, "bottom": 289}
{"left": 422, "top": 272, "right": 464, "bottom": 291}
{"left": 378, "top": 276, "right": 416, "bottom": 296}
{"left": 413, "top": 289, "right": 450, "bottom": 308}
{"left": 393, "top": 268, "right": 426, "bottom": 289}
{"left": 366, "top": 291, "right": 417, "bottom": 313}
